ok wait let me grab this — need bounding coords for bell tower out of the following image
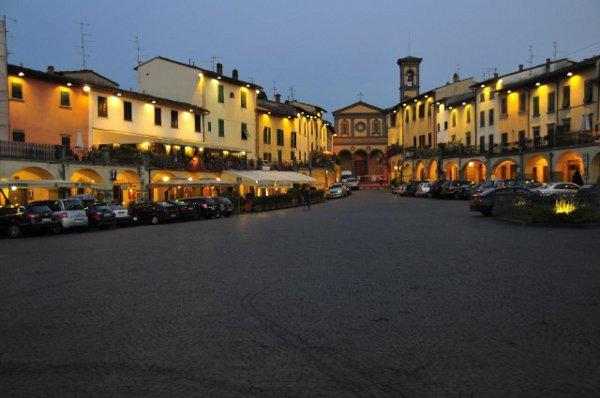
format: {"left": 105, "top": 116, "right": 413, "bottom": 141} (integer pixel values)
{"left": 397, "top": 56, "right": 422, "bottom": 101}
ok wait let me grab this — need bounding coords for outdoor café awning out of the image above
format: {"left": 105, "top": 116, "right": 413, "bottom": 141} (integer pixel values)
{"left": 221, "top": 170, "right": 322, "bottom": 187}
{"left": 150, "top": 177, "right": 232, "bottom": 187}
{"left": 0, "top": 179, "right": 107, "bottom": 190}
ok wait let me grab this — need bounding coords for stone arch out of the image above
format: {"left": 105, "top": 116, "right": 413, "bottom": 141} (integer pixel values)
{"left": 8, "top": 166, "right": 58, "bottom": 204}
{"left": 525, "top": 155, "right": 550, "bottom": 183}
{"left": 414, "top": 160, "right": 426, "bottom": 181}
{"left": 114, "top": 169, "right": 142, "bottom": 204}
{"left": 554, "top": 151, "right": 584, "bottom": 183}
{"left": 462, "top": 159, "right": 487, "bottom": 182}
{"left": 491, "top": 159, "right": 518, "bottom": 180}
{"left": 368, "top": 150, "right": 385, "bottom": 176}
{"left": 427, "top": 159, "right": 438, "bottom": 181}
{"left": 11, "top": 166, "right": 56, "bottom": 180}
{"left": 152, "top": 171, "right": 177, "bottom": 183}
{"left": 354, "top": 149, "right": 368, "bottom": 177}
{"left": 338, "top": 150, "right": 352, "bottom": 173}
{"left": 444, "top": 161, "right": 459, "bottom": 181}
{"left": 591, "top": 152, "right": 600, "bottom": 183}
{"left": 401, "top": 161, "right": 413, "bottom": 181}
{"left": 69, "top": 168, "right": 104, "bottom": 184}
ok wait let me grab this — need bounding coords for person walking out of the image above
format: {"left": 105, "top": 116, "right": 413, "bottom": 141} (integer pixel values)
{"left": 303, "top": 185, "right": 311, "bottom": 210}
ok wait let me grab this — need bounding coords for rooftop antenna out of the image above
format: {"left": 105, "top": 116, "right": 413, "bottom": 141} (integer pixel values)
{"left": 133, "top": 35, "right": 143, "bottom": 66}
{"left": 408, "top": 32, "right": 411, "bottom": 56}
{"left": 2, "top": 15, "right": 17, "bottom": 58}
{"left": 288, "top": 86, "right": 296, "bottom": 101}
{"left": 553, "top": 41, "right": 558, "bottom": 60}
{"left": 211, "top": 56, "right": 222, "bottom": 72}
{"left": 358, "top": 91, "right": 364, "bottom": 101}
{"left": 75, "top": 21, "right": 91, "bottom": 69}
{"left": 528, "top": 44, "right": 534, "bottom": 76}
{"left": 272, "top": 81, "right": 277, "bottom": 98}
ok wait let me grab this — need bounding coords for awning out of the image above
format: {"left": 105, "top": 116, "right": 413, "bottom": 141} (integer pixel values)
{"left": 221, "top": 170, "right": 322, "bottom": 187}
{"left": 151, "top": 177, "right": 232, "bottom": 187}
{"left": 0, "top": 179, "right": 106, "bottom": 190}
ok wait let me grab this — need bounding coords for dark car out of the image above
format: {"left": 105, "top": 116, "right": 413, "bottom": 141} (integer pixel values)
{"left": 168, "top": 199, "right": 200, "bottom": 221}
{"left": 215, "top": 197, "right": 234, "bottom": 217}
{"left": 180, "top": 197, "right": 219, "bottom": 219}
{"left": 440, "top": 180, "right": 471, "bottom": 199}
{"left": 85, "top": 203, "right": 116, "bottom": 229}
{"left": 0, "top": 204, "right": 57, "bottom": 238}
{"left": 470, "top": 186, "right": 533, "bottom": 216}
{"left": 504, "top": 178, "right": 535, "bottom": 188}
{"left": 403, "top": 181, "right": 424, "bottom": 197}
{"left": 428, "top": 180, "right": 448, "bottom": 198}
{"left": 454, "top": 182, "right": 476, "bottom": 200}
{"left": 129, "top": 201, "right": 180, "bottom": 224}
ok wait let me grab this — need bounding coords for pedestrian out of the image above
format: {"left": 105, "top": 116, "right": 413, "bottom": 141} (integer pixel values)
{"left": 303, "top": 185, "right": 311, "bottom": 210}
{"left": 572, "top": 169, "right": 584, "bottom": 186}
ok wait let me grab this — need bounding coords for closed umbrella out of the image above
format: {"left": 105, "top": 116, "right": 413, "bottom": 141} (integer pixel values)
{"left": 580, "top": 114, "right": 591, "bottom": 132}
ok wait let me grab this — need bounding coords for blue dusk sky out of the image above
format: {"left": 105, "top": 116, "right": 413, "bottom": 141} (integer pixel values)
{"left": 2, "top": 0, "right": 600, "bottom": 120}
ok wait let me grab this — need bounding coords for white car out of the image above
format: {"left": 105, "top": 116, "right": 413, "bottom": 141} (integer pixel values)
{"left": 328, "top": 183, "right": 344, "bottom": 198}
{"left": 345, "top": 177, "right": 360, "bottom": 190}
{"left": 414, "top": 182, "right": 431, "bottom": 197}
{"left": 535, "top": 182, "right": 580, "bottom": 196}
{"left": 30, "top": 198, "right": 88, "bottom": 233}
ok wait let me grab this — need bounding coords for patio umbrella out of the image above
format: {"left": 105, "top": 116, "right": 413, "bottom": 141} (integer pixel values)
{"left": 580, "top": 114, "right": 591, "bottom": 132}
{"left": 76, "top": 131, "right": 84, "bottom": 149}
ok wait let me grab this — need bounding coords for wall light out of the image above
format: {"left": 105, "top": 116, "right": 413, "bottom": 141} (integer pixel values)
{"left": 188, "top": 177, "right": 193, "bottom": 181}
{"left": 67, "top": 82, "right": 72, "bottom": 87}
{"left": 535, "top": 82, "right": 541, "bottom": 87}
{"left": 255, "top": 89, "right": 260, "bottom": 94}
{"left": 198, "top": 72, "right": 203, "bottom": 77}
{"left": 117, "top": 92, "right": 122, "bottom": 96}
{"left": 10, "top": 185, "right": 17, "bottom": 191}
{"left": 480, "top": 84, "right": 485, "bottom": 88}
{"left": 162, "top": 176, "right": 170, "bottom": 182}
{"left": 567, "top": 72, "right": 573, "bottom": 77}
{"left": 151, "top": 100, "right": 156, "bottom": 104}
{"left": 83, "top": 85, "right": 90, "bottom": 92}
{"left": 468, "top": 161, "right": 474, "bottom": 167}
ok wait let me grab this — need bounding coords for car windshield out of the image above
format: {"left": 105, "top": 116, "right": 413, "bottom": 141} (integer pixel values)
{"left": 63, "top": 199, "right": 83, "bottom": 210}
{"left": 27, "top": 205, "right": 52, "bottom": 213}
{"left": 110, "top": 205, "right": 125, "bottom": 210}
{"left": 206, "top": 198, "right": 217, "bottom": 205}
{"left": 347, "top": 178, "right": 357, "bottom": 182}
{"left": 330, "top": 184, "right": 342, "bottom": 189}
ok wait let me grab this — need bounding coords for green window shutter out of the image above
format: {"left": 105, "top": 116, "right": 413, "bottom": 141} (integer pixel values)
{"left": 218, "top": 85, "right": 224, "bottom": 103}
{"left": 218, "top": 119, "right": 225, "bottom": 137}
{"left": 241, "top": 123, "right": 248, "bottom": 140}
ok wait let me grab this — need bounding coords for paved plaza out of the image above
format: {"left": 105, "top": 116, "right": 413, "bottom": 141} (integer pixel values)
{"left": 1, "top": 190, "right": 599, "bottom": 397}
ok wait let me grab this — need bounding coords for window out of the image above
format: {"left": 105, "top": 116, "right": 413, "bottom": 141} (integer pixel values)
{"left": 340, "top": 120, "right": 349, "bottom": 136}
{"left": 500, "top": 97, "right": 508, "bottom": 115}
{"left": 465, "top": 132, "right": 471, "bottom": 146}
{"left": 412, "top": 136, "right": 416, "bottom": 148}
{"left": 418, "top": 135, "right": 425, "bottom": 147}
{"left": 466, "top": 109, "right": 471, "bottom": 124}
{"left": 451, "top": 112, "right": 456, "bottom": 127}
{"left": 479, "top": 136, "right": 485, "bottom": 151}
{"left": 562, "top": 118, "right": 571, "bottom": 133}
{"left": 418, "top": 103, "right": 424, "bottom": 118}
{"left": 489, "top": 91, "right": 495, "bottom": 100}
{"left": 533, "top": 126, "right": 541, "bottom": 140}
{"left": 218, "top": 119, "right": 225, "bottom": 137}
{"left": 547, "top": 92, "right": 555, "bottom": 113}
{"left": 444, "top": 121, "right": 448, "bottom": 130}
{"left": 501, "top": 132, "right": 508, "bottom": 145}
{"left": 518, "top": 130, "right": 525, "bottom": 144}
{"left": 277, "top": 150, "right": 282, "bottom": 163}
{"left": 277, "top": 129, "right": 284, "bottom": 146}
{"left": 60, "top": 90, "right": 70, "bottom": 107}
{"left": 584, "top": 81, "right": 593, "bottom": 103}
{"left": 479, "top": 92, "right": 485, "bottom": 102}
{"left": 562, "top": 86, "right": 570, "bottom": 108}
{"left": 263, "top": 127, "right": 271, "bottom": 144}
{"left": 587, "top": 113, "right": 594, "bottom": 131}
{"left": 427, "top": 104, "right": 431, "bottom": 117}
{"left": 291, "top": 132, "right": 297, "bottom": 148}
{"left": 372, "top": 120, "right": 381, "bottom": 135}
{"left": 241, "top": 91, "right": 247, "bottom": 108}
{"left": 194, "top": 114, "right": 201, "bottom": 132}
{"left": 241, "top": 123, "right": 248, "bottom": 140}
{"left": 10, "top": 82, "right": 23, "bottom": 99}
{"left": 412, "top": 107, "right": 416, "bottom": 121}
{"left": 218, "top": 85, "right": 224, "bottom": 103}
{"left": 479, "top": 110, "right": 485, "bottom": 127}
{"left": 488, "top": 134, "right": 494, "bottom": 151}
{"left": 427, "top": 133, "right": 432, "bottom": 147}
{"left": 405, "top": 110, "right": 410, "bottom": 123}
{"left": 532, "top": 96, "right": 540, "bottom": 116}
{"left": 208, "top": 121, "right": 212, "bottom": 132}
{"left": 154, "top": 107, "right": 162, "bottom": 125}
{"left": 97, "top": 96, "right": 108, "bottom": 117}
{"left": 390, "top": 113, "right": 397, "bottom": 127}
{"left": 519, "top": 93, "right": 526, "bottom": 112}
{"left": 61, "top": 135, "right": 71, "bottom": 147}
{"left": 124, "top": 101, "right": 132, "bottom": 121}
{"left": 291, "top": 151, "right": 295, "bottom": 160}
{"left": 263, "top": 152, "right": 272, "bottom": 162}
{"left": 488, "top": 109, "right": 494, "bottom": 126}
{"left": 546, "top": 124, "right": 555, "bottom": 137}
{"left": 171, "top": 110, "right": 179, "bottom": 128}
{"left": 437, "top": 123, "right": 440, "bottom": 132}
{"left": 12, "top": 130, "right": 25, "bottom": 142}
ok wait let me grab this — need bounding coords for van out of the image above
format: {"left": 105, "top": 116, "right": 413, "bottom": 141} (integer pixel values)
{"left": 340, "top": 171, "right": 353, "bottom": 181}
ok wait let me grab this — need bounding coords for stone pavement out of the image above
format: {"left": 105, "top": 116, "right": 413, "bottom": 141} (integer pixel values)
{"left": 0, "top": 190, "right": 599, "bottom": 397}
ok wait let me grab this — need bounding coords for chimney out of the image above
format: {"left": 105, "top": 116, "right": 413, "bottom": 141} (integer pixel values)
{"left": 518, "top": 64, "right": 524, "bottom": 71}
{"left": 216, "top": 63, "right": 223, "bottom": 75}
{"left": 546, "top": 58, "right": 551, "bottom": 69}
{"left": 275, "top": 93, "right": 281, "bottom": 103}
{"left": 232, "top": 69, "right": 238, "bottom": 80}
{"left": 47, "top": 65, "right": 55, "bottom": 75}
{"left": 452, "top": 72, "right": 460, "bottom": 83}
{"left": 493, "top": 72, "right": 499, "bottom": 78}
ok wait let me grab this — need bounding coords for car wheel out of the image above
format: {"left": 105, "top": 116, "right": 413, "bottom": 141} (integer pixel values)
{"left": 52, "top": 223, "right": 63, "bottom": 234}
{"left": 215, "top": 211, "right": 222, "bottom": 219}
{"left": 151, "top": 216, "right": 159, "bottom": 225}
{"left": 481, "top": 210, "right": 493, "bottom": 217}
{"left": 8, "top": 225, "right": 21, "bottom": 239}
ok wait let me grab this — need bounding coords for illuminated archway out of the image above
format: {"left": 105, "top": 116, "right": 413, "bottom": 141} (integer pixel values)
{"left": 354, "top": 150, "right": 368, "bottom": 176}
{"left": 368, "top": 150, "right": 385, "bottom": 176}
{"left": 8, "top": 167, "right": 57, "bottom": 204}
{"left": 414, "top": 161, "right": 426, "bottom": 181}
{"left": 492, "top": 159, "right": 517, "bottom": 180}
{"left": 70, "top": 168, "right": 103, "bottom": 184}
{"left": 555, "top": 151, "right": 585, "bottom": 183}
{"left": 401, "top": 161, "right": 413, "bottom": 181}
{"left": 463, "top": 160, "right": 487, "bottom": 182}
{"left": 114, "top": 169, "right": 142, "bottom": 204}
{"left": 427, "top": 159, "right": 438, "bottom": 181}
{"left": 12, "top": 166, "right": 55, "bottom": 180}
{"left": 444, "top": 161, "right": 459, "bottom": 181}
{"left": 525, "top": 155, "right": 549, "bottom": 183}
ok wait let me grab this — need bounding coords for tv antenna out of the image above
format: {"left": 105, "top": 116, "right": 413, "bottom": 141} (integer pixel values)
{"left": 133, "top": 35, "right": 144, "bottom": 66}
{"left": 75, "top": 21, "right": 91, "bottom": 68}
{"left": 358, "top": 91, "right": 364, "bottom": 101}
{"left": 288, "top": 86, "right": 296, "bottom": 101}
{"left": 2, "top": 15, "right": 17, "bottom": 57}
{"left": 553, "top": 41, "right": 558, "bottom": 60}
{"left": 272, "top": 81, "right": 277, "bottom": 98}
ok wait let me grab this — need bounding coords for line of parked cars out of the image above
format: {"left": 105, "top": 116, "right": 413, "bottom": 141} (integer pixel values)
{"left": 0, "top": 194, "right": 235, "bottom": 238}
{"left": 392, "top": 179, "right": 597, "bottom": 216}
{"left": 325, "top": 179, "right": 356, "bottom": 199}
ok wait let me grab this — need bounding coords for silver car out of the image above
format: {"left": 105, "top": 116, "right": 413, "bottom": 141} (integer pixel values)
{"left": 535, "top": 182, "right": 580, "bottom": 196}
{"left": 345, "top": 177, "right": 360, "bottom": 190}
{"left": 328, "top": 183, "right": 344, "bottom": 199}
{"left": 31, "top": 199, "right": 88, "bottom": 233}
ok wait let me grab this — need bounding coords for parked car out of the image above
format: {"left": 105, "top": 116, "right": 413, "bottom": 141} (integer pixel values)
{"left": 179, "top": 197, "right": 219, "bottom": 219}
{"left": 109, "top": 204, "right": 134, "bottom": 226}
{"left": 403, "top": 181, "right": 424, "bottom": 197}
{"left": 428, "top": 180, "right": 448, "bottom": 198}
{"left": 577, "top": 183, "right": 599, "bottom": 199}
{"left": 504, "top": 178, "right": 535, "bottom": 188}
{"left": 534, "top": 182, "right": 580, "bottom": 196}
{"left": 85, "top": 203, "right": 116, "bottom": 229}
{"left": 454, "top": 182, "right": 476, "bottom": 200}
{"left": 215, "top": 197, "right": 234, "bottom": 217}
{"left": 0, "top": 204, "right": 57, "bottom": 238}
{"left": 30, "top": 199, "right": 88, "bottom": 233}
{"left": 345, "top": 177, "right": 360, "bottom": 190}
{"left": 440, "top": 180, "right": 471, "bottom": 199}
{"left": 129, "top": 201, "right": 180, "bottom": 224}
{"left": 470, "top": 186, "right": 533, "bottom": 216}
{"left": 328, "top": 183, "right": 345, "bottom": 199}
{"left": 168, "top": 199, "right": 200, "bottom": 221}
{"left": 414, "top": 182, "right": 431, "bottom": 197}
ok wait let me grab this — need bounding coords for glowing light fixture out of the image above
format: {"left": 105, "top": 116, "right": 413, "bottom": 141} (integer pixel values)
{"left": 198, "top": 72, "right": 203, "bottom": 77}
{"left": 187, "top": 177, "right": 193, "bottom": 181}
{"left": 83, "top": 85, "right": 90, "bottom": 92}
{"left": 535, "top": 82, "right": 541, "bottom": 87}
{"left": 240, "top": 151, "right": 246, "bottom": 156}
{"left": 189, "top": 109, "right": 193, "bottom": 112}
{"left": 18, "top": 72, "right": 25, "bottom": 77}
{"left": 117, "top": 92, "right": 122, "bottom": 96}
{"left": 268, "top": 111, "right": 271, "bottom": 115}
{"left": 10, "top": 185, "right": 17, "bottom": 191}
{"left": 462, "top": 102, "right": 466, "bottom": 106}
{"left": 67, "top": 82, "right": 72, "bottom": 87}
{"left": 162, "top": 176, "right": 170, "bottom": 182}
{"left": 246, "top": 84, "right": 250, "bottom": 88}
{"left": 480, "top": 84, "right": 485, "bottom": 88}
{"left": 217, "top": 76, "right": 222, "bottom": 80}
{"left": 255, "top": 89, "right": 260, "bottom": 94}
{"left": 567, "top": 72, "right": 573, "bottom": 77}
{"left": 151, "top": 100, "right": 156, "bottom": 104}
{"left": 468, "top": 161, "right": 474, "bottom": 167}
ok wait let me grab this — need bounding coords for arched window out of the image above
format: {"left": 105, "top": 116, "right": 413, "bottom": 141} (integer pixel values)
{"left": 406, "top": 70, "right": 414, "bottom": 87}
{"left": 341, "top": 120, "right": 349, "bottom": 136}
{"left": 372, "top": 120, "right": 381, "bottom": 136}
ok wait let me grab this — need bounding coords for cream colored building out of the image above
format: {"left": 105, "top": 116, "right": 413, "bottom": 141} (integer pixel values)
{"left": 136, "top": 56, "right": 262, "bottom": 156}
